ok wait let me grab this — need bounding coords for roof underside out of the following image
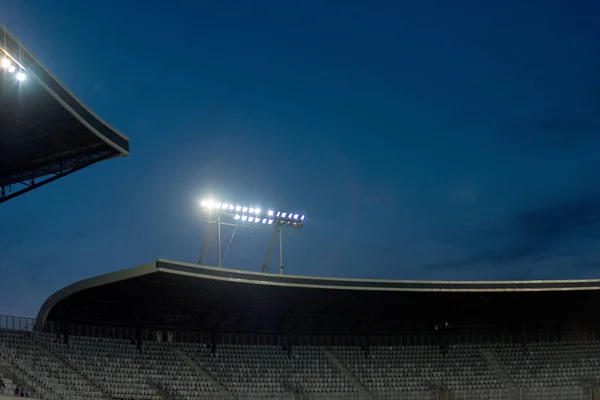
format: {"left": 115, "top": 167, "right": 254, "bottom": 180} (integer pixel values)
{"left": 39, "top": 260, "right": 600, "bottom": 335}
{"left": 0, "top": 27, "right": 129, "bottom": 202}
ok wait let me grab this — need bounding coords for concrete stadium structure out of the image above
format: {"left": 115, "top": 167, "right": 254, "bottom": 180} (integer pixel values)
{"left": 38, "top": 259, "right": 600, "bottom": 335}
{"left": 2, "top": 260, "right": 600, "bottom": 399}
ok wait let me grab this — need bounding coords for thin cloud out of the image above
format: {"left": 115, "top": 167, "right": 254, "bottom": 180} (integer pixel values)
{"left": 423, "top": 187, "right": 600, "bottom": 274}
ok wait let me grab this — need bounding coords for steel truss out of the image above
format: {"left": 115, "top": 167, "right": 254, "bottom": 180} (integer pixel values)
{"left": 0, "top": 149, "right": 116, "bottom": 204}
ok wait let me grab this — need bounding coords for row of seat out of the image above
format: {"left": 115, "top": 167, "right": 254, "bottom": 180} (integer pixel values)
{"left": 0, "top": 329, "right": 597, "bottom": 399}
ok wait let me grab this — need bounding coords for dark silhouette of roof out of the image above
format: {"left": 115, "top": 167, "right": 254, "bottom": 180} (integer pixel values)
{"left": 38, "top": 259, "right": 600, "bottom": 335}
{"left": 0, "top": 26, "right": 128, "bottom": 203}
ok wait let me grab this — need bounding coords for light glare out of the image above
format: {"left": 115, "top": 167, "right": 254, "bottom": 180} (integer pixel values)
{"left": 7, "top": 65, "right": 15, "bottom": 73}
{"left": 16, "top": 72, "right": 26, "bottom": 81}
{"left": 197, "top": 197, "right": 305, "bottom": 228}
{"left": 0, "top": 57, "right": 10, "bottom": 69}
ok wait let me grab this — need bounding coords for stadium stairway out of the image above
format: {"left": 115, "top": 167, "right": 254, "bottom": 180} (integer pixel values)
{"left": 489, "top": 342, "right": 600, "bottom": 399}
{"left": 0, "top": 330, "right": 92, "bottom": 400}
{"left": 32, "top": 335, "right": 113, "bottom": 400}
{"left": 479, "top": 348, "right": 519, "bottom": 400}
{"left": 177, "top": 342, "right": 363, "bottom": 399}
{"left": 169, "top": 345, "right": 230, "bottom": 399}
{"left": 328, "top": 344, "right": 506, "bottom": 399}
{"left": 0, "top": 359, "right": 39, "bottom": 399}
{"left": 322, "top": 349, "right": 372, "bottom": 398}
{"left": 140, "top": 340, "right": 226, "bottom": 399}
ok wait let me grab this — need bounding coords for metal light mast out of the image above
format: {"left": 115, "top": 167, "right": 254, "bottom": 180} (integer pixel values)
{"left": 197, "top": 199, "right": 305, "bottom": 274}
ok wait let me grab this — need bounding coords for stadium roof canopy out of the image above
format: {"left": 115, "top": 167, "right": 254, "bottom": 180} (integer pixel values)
{"left": 38, "top": 259, "right": 600, "bottom": 336}
{"left": 0, "top": 26, "right": 129, "bottom": 203}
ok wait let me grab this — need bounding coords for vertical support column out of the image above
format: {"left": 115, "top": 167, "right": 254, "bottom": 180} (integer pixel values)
{"left": 279, "top": 224, "right": 284, "bottom": 275}
{"left": 198, "top": 222, "right": 214, "bottom": 265}
{"left": 217, "top": 215, "right": 222, "bottom": 268}
{"left": 62, "top": 321, "right": 70, "bottom": 345}
{"left": 211, "top": 330, "right": 217, "bottom": 355}
{"left": 60, "top": 304, "right": 70, "bottom": 346}
{"left": 136, "top": 326, "right": 142, "bottom": 351}
{"left": 262, "top": 223, "right": 279, "bottom": 273}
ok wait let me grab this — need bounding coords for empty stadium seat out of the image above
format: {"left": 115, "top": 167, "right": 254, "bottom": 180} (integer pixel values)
{"left": 0, "top": 327, "right": 597, "bottom": 399}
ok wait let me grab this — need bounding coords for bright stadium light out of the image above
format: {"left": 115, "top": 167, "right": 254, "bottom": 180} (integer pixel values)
{"left": 197, "top": 198, "right": 306, "bottom": 274}
{"left": 1, "top": 55, "right": 27, "bottom": 82}
{"left": 198, "top": 198, "right": 305, "bottom": 229}
{"left": 200, "top": 200, "right": 212, "bottom": 210}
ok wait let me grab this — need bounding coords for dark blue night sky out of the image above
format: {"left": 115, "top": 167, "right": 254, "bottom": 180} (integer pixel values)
{"left": 1, "top": 0, "right": 599, "bottom": 317}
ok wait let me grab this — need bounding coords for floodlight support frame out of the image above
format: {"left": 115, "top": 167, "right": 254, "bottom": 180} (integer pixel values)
{"left": 279, "top": 224, "right": 284, "bottom": 275}
{"left": 262, "top": 223, "right": 279, "bottom": 273}
{"left": 198, "top": 218, "right": 292, "bottom": 274}
{"left": 198, "top": 215, "right": 222, "bottom": 267}
{"left": 217, "top": 215, "right": 222, "bottom": 268}
{"left": 198, "top": 217, "right": 214, "bottom": 265}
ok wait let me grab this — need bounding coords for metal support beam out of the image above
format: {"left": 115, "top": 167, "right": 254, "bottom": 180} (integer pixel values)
{"left": 262, "top": 223, "right": 280, "bottom": 273}
{"left": 0, "top": 151, "right": 115, "bottom": 204}
{"left": 198, "top": 222, "right": 214, "bottom": 265}
{"left": 279, "top": 223, "right": 284, "bottom": 275}
{"left": 198, "top": 217, "right": 296, "bottom": 274}
{"left": 217, "top": 216, "right": 222, "bottom": 268}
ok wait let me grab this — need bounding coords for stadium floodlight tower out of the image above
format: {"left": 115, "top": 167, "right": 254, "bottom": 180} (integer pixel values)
{"left": 197, "top": 199, "right": 305, "bottom": 274}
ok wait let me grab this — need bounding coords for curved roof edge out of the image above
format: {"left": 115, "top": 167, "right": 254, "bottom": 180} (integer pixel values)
{"left": 37, "top": 258, "right": 600, "bottom": 326}
{"left": 158, "top": 259, "right": 600, "bottom": 286}
{"left": 157, "top": 259, "right": 600, "bottom": 292}
{"left": 0, "top": 26, "right": 130, "bottom": 155}
{"left": 36, "top": 262, "right": 157, "bottom": 324}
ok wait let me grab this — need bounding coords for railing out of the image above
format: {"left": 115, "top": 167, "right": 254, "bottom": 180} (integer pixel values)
{"left": 3, "top": 313, "right": 600, "bottom": 348}
{"left": 0, "top": 316, "right": 36, "bottom": 332}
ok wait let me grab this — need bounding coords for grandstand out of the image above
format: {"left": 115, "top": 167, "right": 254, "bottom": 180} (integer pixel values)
{"left": 2, "top": 259, "right": 600, "bottom": 399}
{"left": 0, "top": 26, "right": 129, "bottom": 203}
